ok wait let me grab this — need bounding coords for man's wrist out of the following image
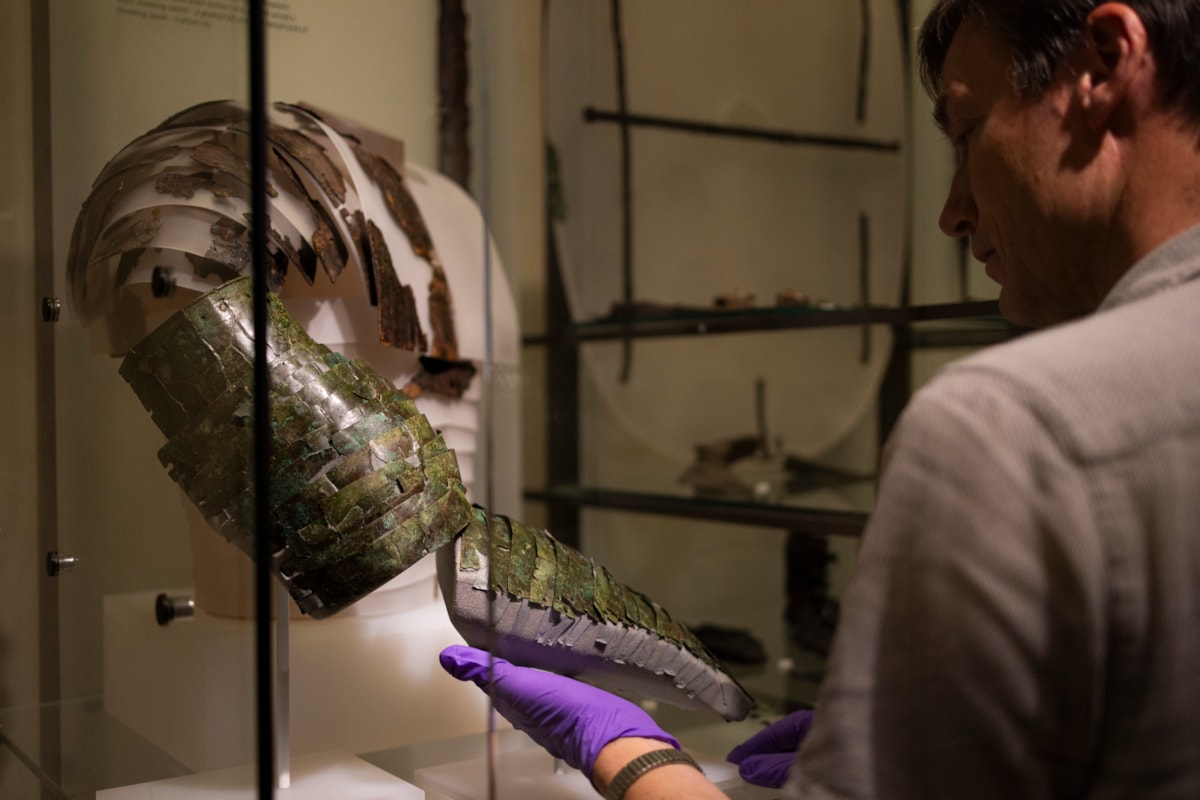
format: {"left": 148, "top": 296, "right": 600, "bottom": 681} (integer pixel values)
{"left": 593, "top": 736, "right": 729, "bottom": 800}
{"left": 591, "top": 737, "right": 679, "bottom": 795}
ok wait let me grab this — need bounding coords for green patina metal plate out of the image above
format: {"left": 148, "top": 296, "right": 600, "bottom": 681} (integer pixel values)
{"left": 121, "top": 276, "right": 472, "bottom": 618}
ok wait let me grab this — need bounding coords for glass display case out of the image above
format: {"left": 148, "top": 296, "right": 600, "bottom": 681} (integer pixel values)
{"left": 4, "top": 2, "right": 525, "bottom": 796}
{"left": 523, "top": 0, "right": 1010, "bottom": 726}
{"left": 2, "top": 1, "right": 1007, "bottom": 797}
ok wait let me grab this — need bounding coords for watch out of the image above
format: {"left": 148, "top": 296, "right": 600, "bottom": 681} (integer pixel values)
{"left": 603, "top": 748, "right": 704, "bottom": 800}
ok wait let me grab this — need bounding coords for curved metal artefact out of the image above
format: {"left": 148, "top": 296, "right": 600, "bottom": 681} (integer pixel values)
{"left": 439, "top": 507, "right": 756, "bottom": 721}
{"left": 118, "top": 276, "right": 754, "bottom": 718}
{"left": 73, "top": 98, "right": 754, "bottom": 720}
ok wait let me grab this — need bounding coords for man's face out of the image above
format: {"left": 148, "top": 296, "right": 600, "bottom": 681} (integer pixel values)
{"left": 936, "top": 21, "right": 1113, "bottom": 327}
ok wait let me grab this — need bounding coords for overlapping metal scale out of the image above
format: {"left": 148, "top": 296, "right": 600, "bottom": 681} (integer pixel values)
{"left": 120, "top": 277, "right": 473, "bottom": 617}
{"left": 439, "top": 507, "right": 756, "bottom": 721}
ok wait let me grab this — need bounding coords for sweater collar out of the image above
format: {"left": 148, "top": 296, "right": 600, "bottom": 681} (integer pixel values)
{"left": 1100, "top": 222, "right": 1200, "bottom": 311}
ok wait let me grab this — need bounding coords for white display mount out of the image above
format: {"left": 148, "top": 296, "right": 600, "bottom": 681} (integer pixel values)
{"left": 103, "top": 589, "right": 504, "bottom": 774}
{"left": 97, "top": 750, "right": 423, "bottom": 800}
{"left": 99, "top": 154, "right": 524, "bottom": 794}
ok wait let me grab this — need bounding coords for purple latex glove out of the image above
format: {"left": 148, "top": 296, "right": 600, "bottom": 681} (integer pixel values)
{"left": 439, "top": 644, "right": 679, "bottom": 777}
{"left": 726, "top": 709, "right": 815, "bottom": 788}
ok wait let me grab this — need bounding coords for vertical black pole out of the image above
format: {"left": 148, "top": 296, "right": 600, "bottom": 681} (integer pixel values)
{"left": 247, "top": 1, "right": 274, "bottom": 797}
{"left": 859, "top": 212, "right": 871, "bottom": 363}
{"left": 610, "top": 0, "right": 634, "bottom": 383}
{"left": 437, "top": 0, "right": 471, "bottom": 188}
{"left": 856, "top": 0, "right": 871, "bottom": 122}
{"left": 546, "top": 211, "right": 581, "bottom": 550}
{"left": 881, "top": 0, "right": 914, "bottom": 451}
{"left": 30, "top": 1, "right": 62, "bottom": 795}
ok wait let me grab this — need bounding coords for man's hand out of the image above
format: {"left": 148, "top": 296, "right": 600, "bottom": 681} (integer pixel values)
{"left": 439, "top": 644, "right": 679, "bottom": 778}
{"left": 726, "top": 709, "right": 815, "bottom": 788}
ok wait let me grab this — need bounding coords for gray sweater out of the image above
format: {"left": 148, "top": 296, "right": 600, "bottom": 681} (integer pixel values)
{"left": 790, "top": 223, "right": 1200, "bottom": 799}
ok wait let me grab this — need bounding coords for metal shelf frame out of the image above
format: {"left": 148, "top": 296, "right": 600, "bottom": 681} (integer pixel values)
{"left": 525, "top": 486, "right": 869, "bottom": 538}
{"left": 523, "top": 299, "right": 1004, "bottom": 345}
{"left": 529, "top": 0, "right": 1014, "bottom": 545}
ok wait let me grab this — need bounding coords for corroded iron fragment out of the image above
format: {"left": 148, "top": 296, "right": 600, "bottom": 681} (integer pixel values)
{"left": 119, "top": 277, "right": 473, "bottom": 617}
{"left": 354, "top": 143, "right": 458, "bottom": 360}
{"left": 368, "top": 218, "right": 426, "bottom": 352}
{"left": 155, "top": 170, "right": 247, "bottom": 201}
{"left": 191, "top": 139, "right": 276, "bottom": 196}
{"left": 438, "top": 507, "right": 756, "bottom": 722}
{"left": 427, "top": 266, "right": 458, "bottom": 361}
{"left": 266, "top": 125, "right": 347, "bottom": 206}
{"left": 92, "top": 208, "right": 161, "bottom": 262}
{"left": 354, "top": 145, "right": 433, "bottom": 258}
{"left": 183, "top": 252, "right": 243, "bottom": 285}
{"left": 309, "top": 217, "right": 346, "bottom": 282}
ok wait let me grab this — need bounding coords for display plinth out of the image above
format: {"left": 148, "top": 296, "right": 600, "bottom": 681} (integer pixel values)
{"left": 413, "top": 746, "right": 741, "bottom": 800}
{"left": 103, "top": 589, "right": 503, "bottom": 772}
{"left": 97, "top": 750, "right": 422, "bottom": 799}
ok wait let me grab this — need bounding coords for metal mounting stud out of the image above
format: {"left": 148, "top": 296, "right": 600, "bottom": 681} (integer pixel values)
{"left": 41, "top": 297, "right": 61, "bottom": 323}
{"left": 45, "top": 551, "right": 78, "bottom": 576}
{"left": 151, "top": 266, "right": 176, "bottom": 298}
{"left": 155, "top": 593, "right": 195, "bottom": 626}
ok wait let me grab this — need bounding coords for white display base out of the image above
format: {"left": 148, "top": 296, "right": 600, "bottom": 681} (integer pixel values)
{"left": 103, "top": 590, "right": 504, "bottom": 773}
{"left": 414, "top": 746, "right": 741, "bottom": 800}
{"left": 98, "top": 750, "right": 422, "bottom": 799}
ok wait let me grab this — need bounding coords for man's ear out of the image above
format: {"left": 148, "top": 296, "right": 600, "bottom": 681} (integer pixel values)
{"left": 1076, "top": 3, "right": 1151, "bottom": 130}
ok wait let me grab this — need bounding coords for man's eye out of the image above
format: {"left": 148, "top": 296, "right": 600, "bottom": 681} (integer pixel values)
{"left": 951, "top": 127, "right": 974, "bottom": 165}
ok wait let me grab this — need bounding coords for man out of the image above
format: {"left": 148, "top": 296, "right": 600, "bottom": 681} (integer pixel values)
{"left": 440, "top": 2, "right": 1200, "bottom": 797}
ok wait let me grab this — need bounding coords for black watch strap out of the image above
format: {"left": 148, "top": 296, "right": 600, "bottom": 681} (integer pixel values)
{"left": 603, "top": 748, "right": 704, "bottom": 800}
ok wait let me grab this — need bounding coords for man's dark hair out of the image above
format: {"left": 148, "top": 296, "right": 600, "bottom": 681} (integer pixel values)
{"left": 917, "top": 1, "right": 1200, "bottom": 124}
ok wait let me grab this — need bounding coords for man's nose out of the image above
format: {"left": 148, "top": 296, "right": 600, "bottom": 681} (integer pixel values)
{"left": 938, "top": 165, "right": 976, "bottom": 238}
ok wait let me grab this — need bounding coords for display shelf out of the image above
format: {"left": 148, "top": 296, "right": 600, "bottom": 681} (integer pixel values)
{"left": 524, "top": 298, "right": 1002, "bottom": 344}
{"left": 582, "top": 107, "right": 903, "bottom": 152}
{"left": 525, "top": 483, "right": 871, "bottom": 537}
{"left": 528, "top": 300, "right": 1021, "bottom": 543}
{"left": 910, "top": 315, "right": 1027, "bottom": 348}
{"left": 0, "top": 696, "right": 192, "bottom": 798}
{"left": 691, "top": 646, "right": 825, "bottom": 719}
{"left": 96, "top": 750, "right": 421, "bottom": 800}
{"left": 0, "top": 717, "right": 65, "bottom": 799}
